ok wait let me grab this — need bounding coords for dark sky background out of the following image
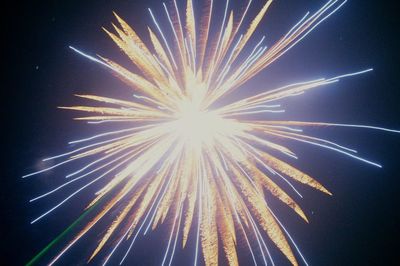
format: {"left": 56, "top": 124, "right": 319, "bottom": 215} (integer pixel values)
{"left": 3, "top": 0, "right": 400, "bottom": 265}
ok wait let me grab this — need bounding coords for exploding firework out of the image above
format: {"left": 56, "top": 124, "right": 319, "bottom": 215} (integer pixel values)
{"left": 24, "top": 0, "right": 399, "bottom": 265}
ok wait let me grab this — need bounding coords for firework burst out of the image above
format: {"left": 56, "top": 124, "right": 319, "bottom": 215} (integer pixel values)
{"left": 25, "top": 0, "right": 399, "bottom": 265}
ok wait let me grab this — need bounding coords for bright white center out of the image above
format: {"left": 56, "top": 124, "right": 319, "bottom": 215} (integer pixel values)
{"left": 174, "top": 103, "right": 226, "bottom": 145}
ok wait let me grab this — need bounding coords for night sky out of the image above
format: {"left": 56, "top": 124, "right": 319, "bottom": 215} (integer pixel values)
{"left": 3, "top": 0, "right": 400, "bottom": 265}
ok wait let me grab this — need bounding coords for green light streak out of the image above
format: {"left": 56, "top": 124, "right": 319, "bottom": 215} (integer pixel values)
{"left": 25, "top": 201, "right": 101, "bottom": 266}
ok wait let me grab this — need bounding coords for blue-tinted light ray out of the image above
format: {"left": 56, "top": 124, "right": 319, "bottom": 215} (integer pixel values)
{"left": 148, "top": 8, "right": 178, "bottom": 69}
{"left": 29, "top": 150, "right": 137, "bottom": 202}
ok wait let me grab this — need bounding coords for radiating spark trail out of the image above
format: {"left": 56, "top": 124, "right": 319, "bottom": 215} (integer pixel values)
{"left": 148, "top": 8, "right": 178, "bottom": 69}
{"left": 25, "top": 1, "right": 399, "bottom": 265}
